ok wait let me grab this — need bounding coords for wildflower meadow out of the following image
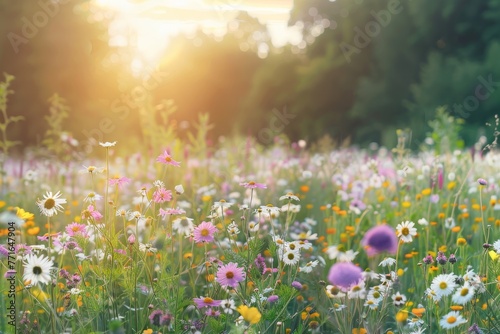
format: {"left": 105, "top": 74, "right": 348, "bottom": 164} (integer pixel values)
{"left": 1, "top": 69, "right": 500, "bottom": 334}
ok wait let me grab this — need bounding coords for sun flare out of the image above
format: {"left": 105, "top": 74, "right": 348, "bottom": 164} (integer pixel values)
{"left": 91, "top": 0, "right": 294, "bottom": 73}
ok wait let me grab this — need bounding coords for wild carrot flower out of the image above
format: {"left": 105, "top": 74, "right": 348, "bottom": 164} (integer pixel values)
{"left": 216, "top": 262, "right": 246, "bottom": 288}
{"left": 193, "top": 221, "right": 217, "bottom": 243}
{"left": 36, "top": 191, "right": 66, "bottom": 217}
{"left": 361, "top": 225, "right": 398, "bottom": 257}
{"left": 23, "top": 254, "right": 54, "bottom": 285}
{"left": 240, "top": 181, "right": 267, "bottom": 189}
{"left": 156, "top": 150, "right": 181, "bottom": 167}
{"left": 328, "top": 262, "right": 363, "bottom": 290}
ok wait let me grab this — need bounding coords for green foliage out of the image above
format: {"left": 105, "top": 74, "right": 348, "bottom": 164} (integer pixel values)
{"left": 426, "top": 107, "right": 465, "bottom": 154}
{"left": 0, "top": 73, "right": 24, "bottom": 156}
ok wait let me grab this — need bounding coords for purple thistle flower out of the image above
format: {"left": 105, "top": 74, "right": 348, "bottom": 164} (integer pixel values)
{"left": 149, "top": 310, "right": 163, "bottom": 326}
{"left": 437, "top": 252, "right": 447, "bottom": 265}
{"left": 328, "top": 262, "right": 363, "bottom": 290}
{"left": 468, "top": 323, "right": 484, "bottom": 334}
{"left": 361, "top": 225, "right": 398, "bottom": 257}
{"left": 160, "top": 313, "right": 172, "bottom": 326}
{"left": 423, "top": 254, "right": 434, "bottom": 265}
{"left": 267, "top": 295, "right": 279, "bottom": 303}
{"left": 254, "top": 254, "right": 267, "bottom": 274}
{"left": 291, "top": 281, "right": 303, "bottom": 290}
{"left": 448, "top": 253, "right": 457, "bottom": 264}
{"left": 477, "top": 178, "right": 487, "bottom": 186}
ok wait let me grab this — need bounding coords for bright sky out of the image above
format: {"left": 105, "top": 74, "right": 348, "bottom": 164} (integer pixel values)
{"left": 92, "top": 0, "right": 297, "bottom": 72}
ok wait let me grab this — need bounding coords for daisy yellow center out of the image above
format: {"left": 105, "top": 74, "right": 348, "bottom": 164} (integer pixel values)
{"left": 401, "top": 227, "right": 410, "bottom": 236}
{"left": 395, "top": 296, "right": 402, "bottom": 301}
{"left": 337, "top": 244, "right": 345, "bottom": 252}
{"left": 88, "top": 166, "right": 96, "bottom": 172}
{"left": 447, "top": 316, "right": 457, "bottom": 324}
{"left": 352, "top": 286, "right": 361, "bottom": 292}
{"left": 289, "top": 244, "right": 297, "bottom": 250}
{"left": 33, "top": 266, "right": 42, "bottom": 275}
{"left": 287, "top": 253, "right": 295, "bottom": 260}
{"left": 373, "top": 292, "right": 380, "bottom": 298}
{"left": 44, "top": 198, "right": 56, "bottom": 210}
{"left": 460, "top": 288, "right": 469, "bottom": 296}
{"left": 71, "top": 226, "right": 80, "bottom": 232}
{"left": 330, "top": 287, "right": 340, "bottom": 294}
{"left": 203, "top": 297, "right": 213, "bottom": 304}
{"left": 226, "top": 271, "right": 234, "bottom": 279}
{"left": 439, "top": 282, "right": 448, "bottom": 289}
{"left": 201, "top": 229, "right": 209, "bottom": 237}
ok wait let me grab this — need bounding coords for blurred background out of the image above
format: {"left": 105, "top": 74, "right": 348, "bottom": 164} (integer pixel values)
{"left": 0, "top": 0, "right": 499, "bottom": 151}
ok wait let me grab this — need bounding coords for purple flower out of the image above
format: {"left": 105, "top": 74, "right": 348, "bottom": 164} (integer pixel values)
{"left": 448, "top": 253, "right": 457, "bottom": 264}
{"left": 240, "top": 181, "right": 267, "bottom": 189}
{"left": 468, "top": 323, "right": 484, "bottom": 334}
{"left": 477, "top": 178, "right": 487, "bottom": 186}
{"left": 216, "top": 262, "right": 246, "bottom": 288}
{"left": 254, "top": 254, "right": 267, "bottom": 274}
{"left": 4, "top": 269, "right": 16, "bottom": 278}
{"left": 430, "top": 194, "right": 440, "bottom": 203}
{"left": 193, "top": 221, "right": 217, "bottom": 243}
{"left": 149, "top": 310, "right": 163, "bottom": 326}
{"left": 328, "top": 262, "right": 363, "bottom": 290}
{"left": 291, "top": 281, "right": 303, "bottom": 290}
{"left": 0, "top": 245, "right": 8, "bottom": 258}
{"left": 193, "top": 296, "right": 222, "bottom": 308}
{"left": 437, "top": 252, "right": 447, "bottom": 265}
{"left": 423, "top": 254, "right": 434, "bottom": 265}
{"left": 267, "top": 295, "right": 279, "bottom": 303}
{"left": 361, "top": 225, "right": 398, "bottom": 257}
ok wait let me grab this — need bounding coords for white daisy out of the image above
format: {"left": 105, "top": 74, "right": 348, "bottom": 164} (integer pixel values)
{"left": 325, "top": 285, "right": 346, "bottom": 298}
{"left": 391, "top": 292, "right": 407, "bottom": 307}
{"left": 299, "top": 260, "right": 319, "bottom": 273}
{"left": 23, "top": 254, "right": 54, "bottom": 285}
{"left": 220, "top": 299, "right": 236, "bottom": 314}
{"left": 378, "top": 257, "right": 397, "bottom": 267}
{"left": 417, "top": 218, "right": 428, "bottom": 226}
{"left": 248, "top": 221, "right": 259, "bottom": 232}
{"left": 326, "top": 245, "right": 358, "bottom": 262}
{"left": 364, "top": 298, "right": 379, "bottom": 310}
{"left": 172, "top": 216, "right": 194, "bottom": 236}
{"left": 227, "top": 221, "right": 240, "bottom": 236}
{"left": 36, "top": 191, "right": 67, "bottom": 217}
{"left": 347, "top": 281, "right": 366, "bottom": 299}
{"left": 281, "top": 250, "right": 300, "bottom": 266}
{"left": 279, "top": 192, "right": 300, "bottom": 201}
{"left": 289, "top": 230, "right": 318, "bottom": 241}
{"left": 139, "top": 243, "right": 157, "bottom": 253}
{"left": 396, "top": 221, "right": 417, "bottom": 243}
{"left": 439, "top": 311, "right": 467, "bottom": 329}
{"left": 430, "top": 274, "right": 458, "bottom": 298}
{"left": 99, "top": 141, "right": 116, "bottom": 147}
{"left": 493, "top": 239, "right": 500, "bottom": 253}
{"left": 452, "top": 283, "right": 475, "bottom": 305}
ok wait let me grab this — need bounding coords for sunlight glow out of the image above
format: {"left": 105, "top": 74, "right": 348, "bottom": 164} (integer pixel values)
{"left": 91, "top": 0, "right": 296, "bottom": 73}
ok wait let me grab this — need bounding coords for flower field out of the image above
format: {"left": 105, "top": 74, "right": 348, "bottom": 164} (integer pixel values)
{"left": 1, "top": 119, "right": 500, "bottom": 334}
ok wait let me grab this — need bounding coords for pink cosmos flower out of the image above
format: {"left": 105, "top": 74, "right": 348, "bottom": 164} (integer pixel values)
{"left": 153, "top": 188, "right": 172, "bottom": 203}
{"left": 65, "top": 223, "right": 88, "bottom": 237}
{"left": 193, "top": 221, "right": 217, "bottom": 243}
{"left": 216, "top": 262, "right": 246, "bottom": 288}
{"left": 240, "top": 181, "right": 267, "bottom": 189}
{"left": 156, "top": 150, "right": 181, "bottom": 167}
{"left": 158, "top": 207, "right": 186, "bottom": 219}
{"left": 82, "top": 205, "right": 103, "bottom": 221}
{"left": 193, "top": 296, "right": 222, "bottom": 308}
{"left": 109, "top": 176, "right": 131, "bottom": 189}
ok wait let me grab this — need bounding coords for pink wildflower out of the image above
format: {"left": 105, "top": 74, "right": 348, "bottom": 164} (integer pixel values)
{"left": 240, "top": 181, "right": 267, "bottom": 189}
{"left": 109, "top": 176, "right": 131, "bottom": 188}
{"left": 193, "top": 221, "right": 217, "bottom": 243}
{"left": 156, "top": 150, "right": 181, "bottom": 167}
{"left": 153, "top": 188, "right": 172, "bottom": 203}
{"left": 216, "top": 262, "right": 246, "bottom": 288}
{"left": 193, "top": 296, "right": 222, "bottom": 308}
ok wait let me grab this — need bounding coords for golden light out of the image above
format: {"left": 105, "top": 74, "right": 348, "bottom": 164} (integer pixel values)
{"left": 91, "top": 0, "right": 295, "bottom": 73}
